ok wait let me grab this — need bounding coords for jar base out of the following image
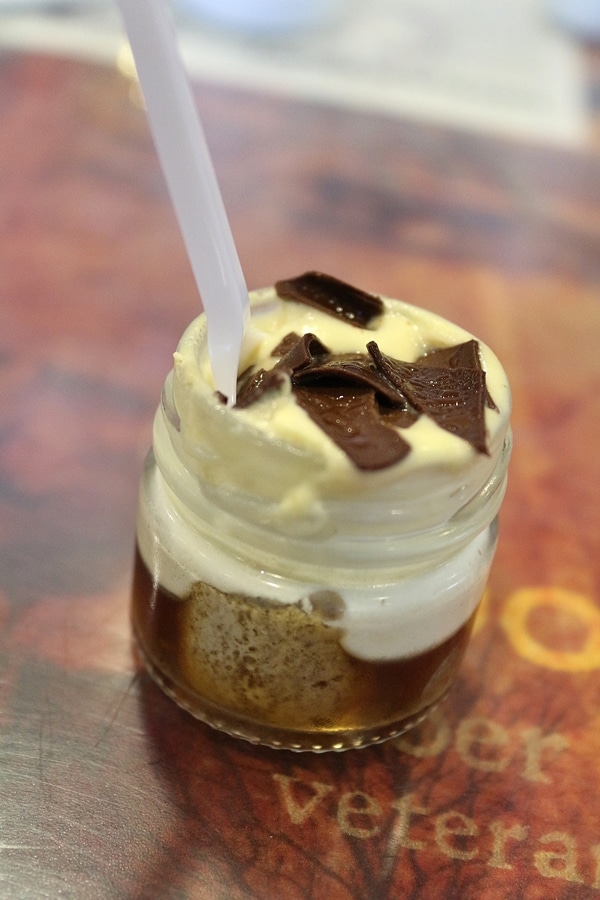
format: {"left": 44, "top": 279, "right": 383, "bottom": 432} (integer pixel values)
{"left": 134, "top": 629, "right": 450, "bottom": 752}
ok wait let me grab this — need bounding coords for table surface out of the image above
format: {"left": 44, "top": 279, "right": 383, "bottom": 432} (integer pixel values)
{"left": 1, "top": 49, "right": 600, "bottom": 900}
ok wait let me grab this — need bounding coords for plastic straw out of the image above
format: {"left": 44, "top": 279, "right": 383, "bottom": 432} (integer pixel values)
{"left": 117, "top": 0, "right": 248, "bottom": 403}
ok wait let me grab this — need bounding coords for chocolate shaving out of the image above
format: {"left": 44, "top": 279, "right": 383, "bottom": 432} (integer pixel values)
{"left": 294, "top": 386, "right": 411, "bottom": 470}
{"left": 276, "top": 332, "right": 330, "bottom": 373}
{"left": 416, "top": 339, "right": 481, "bottom": 370}
{"left": 236, "top": 367, "right": 287, "bottom": 409}
{"left": 416, "top": 339, "right": 498, "bottom": 410}
{"left": 378, "top": 402, "right": 420, "bottom": 429}
{"left": 271, "top": 332, "right": 303, "bottom": 357}
{"left": 275, "top": 272, "right": 384, "bottom": 329}
{"left": 235, "top": 332, "right": 329, "bottom": 409}
{"left": 292, "top": 352, "right": 405, "bottom": 405}
{"left": 367, "top": 342, "right": 490, "bottom": 454}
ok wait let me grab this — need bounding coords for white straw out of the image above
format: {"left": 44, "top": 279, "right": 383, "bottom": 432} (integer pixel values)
{"left": 117, "top": 0, "right": 248, "bottom": 403}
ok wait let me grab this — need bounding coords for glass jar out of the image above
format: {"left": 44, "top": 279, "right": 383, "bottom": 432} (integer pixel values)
{"left": 132, "top": 292, "right": 511, "bottom": 751}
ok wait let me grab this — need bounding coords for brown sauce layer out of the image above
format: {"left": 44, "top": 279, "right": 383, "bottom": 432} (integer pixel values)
{"left": 131, "top": 546, "right": 477, "bottom": 749}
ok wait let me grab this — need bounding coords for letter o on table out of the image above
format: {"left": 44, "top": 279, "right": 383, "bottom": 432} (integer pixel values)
{"left": 501, "top": 587, "right": 600, "bottom": 672}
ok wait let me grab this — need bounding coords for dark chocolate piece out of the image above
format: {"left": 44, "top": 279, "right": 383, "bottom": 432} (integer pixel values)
{"left": 416, "top": 339, "right": 481, "bottom": 370}
{"left": 235, "top": 367, "right": 287, "bottom": 409}
{"left": 292, "top": 352, "right": 405, "bottom": 406}
{"left": 367, "top": 342, "right": 489, "bottom": 454}
{"left": 416, "top": 339, "right": 498, "bottom": 411}
{"left": 235, "top": 333, "right": 329, "bottom": 409}
{"left": 275, "top": 272, "right": 384, "bottom": 329}
{"left": 378, "top": 402, "right": 420, "bottom": 429}
{"left": 294, "top": 385, "right": 411, "bottom": 470}
{"left": 276, "top": 332, "right": 330, "bottom": 373}
{"left": 271, "top": 332, "right": 303, "bottom": 357}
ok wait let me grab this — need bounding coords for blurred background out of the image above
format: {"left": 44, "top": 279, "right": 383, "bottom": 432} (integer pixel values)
{"left": 2, "top": 5, "right": 600, "bottom": 898}
{"left": 1, "top": 0, "right": 598, "bottom": 147}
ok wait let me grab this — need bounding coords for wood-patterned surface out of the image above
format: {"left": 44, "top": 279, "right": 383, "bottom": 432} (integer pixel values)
{"left": 1, "top": 51, "right": 600, "bottom": 899}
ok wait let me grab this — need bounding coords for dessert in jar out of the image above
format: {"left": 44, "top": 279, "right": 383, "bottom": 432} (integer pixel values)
{"left": 132, "top": 272, "right": 512, "bottom": 751}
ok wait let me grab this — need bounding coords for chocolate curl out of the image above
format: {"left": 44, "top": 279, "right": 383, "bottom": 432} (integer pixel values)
{"left": 292, "top": 352, "right": 402, "bottom": 404}
{"left": 236, "top": 332, "right": 329, "bottom": 409}
{"left": 367, "top": 341, "right": 490, "bottom": 454}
